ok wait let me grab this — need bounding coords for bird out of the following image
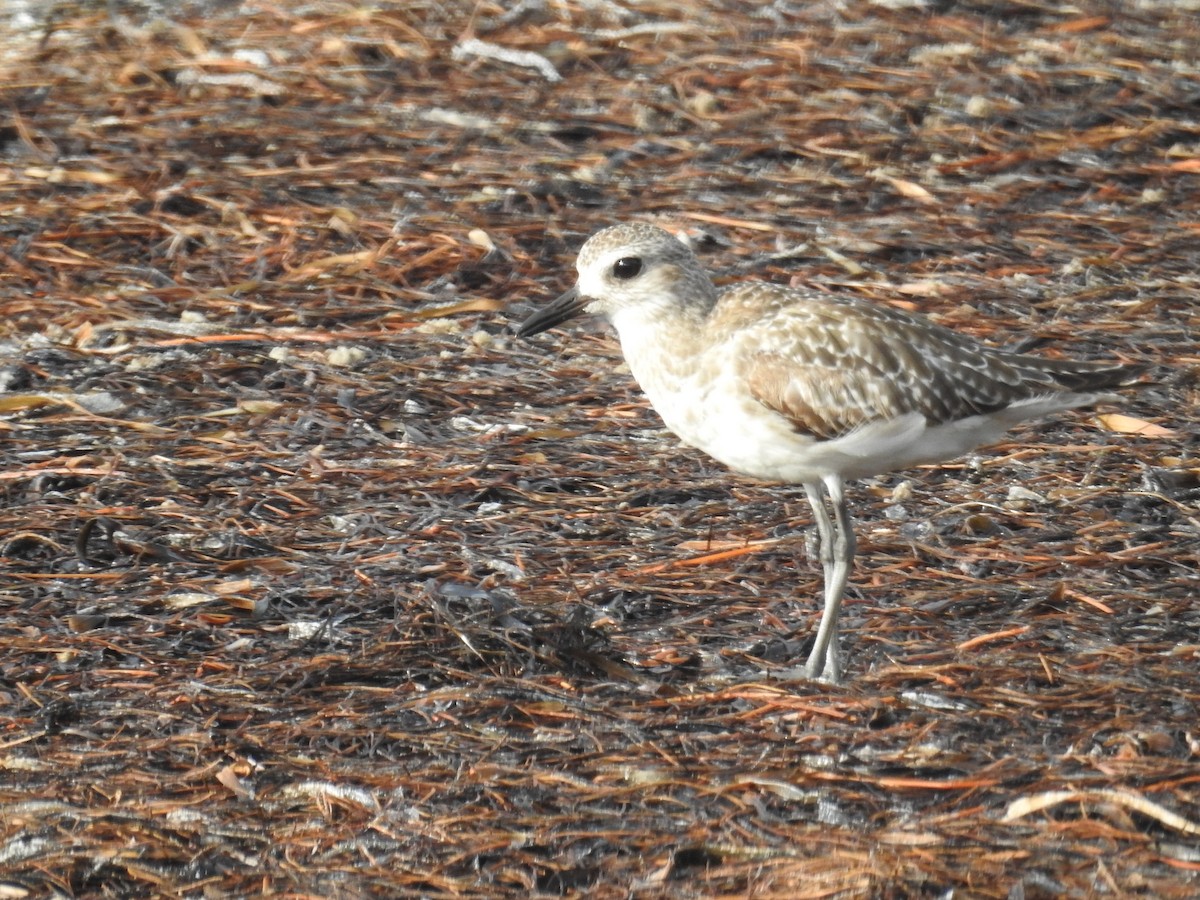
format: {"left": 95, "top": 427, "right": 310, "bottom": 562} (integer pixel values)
{"left": 516, "top": 222, "right": 1147, "bottom": 684}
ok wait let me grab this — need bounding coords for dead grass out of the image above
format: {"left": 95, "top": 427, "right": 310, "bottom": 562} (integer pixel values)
{"left": 2, "top": 1, "right": 1198, "bottom": 897}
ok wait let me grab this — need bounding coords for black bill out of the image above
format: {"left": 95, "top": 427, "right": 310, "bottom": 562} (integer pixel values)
{"left": 516, "top": 286, "right": 589, "bottom": 338}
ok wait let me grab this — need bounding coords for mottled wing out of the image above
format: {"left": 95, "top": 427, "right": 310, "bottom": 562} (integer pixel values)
{"left": 743, "top": 355, "right": 915, "bottom": 440}
{"left": 721, "top": 286, "right": 1081, "bottom": 440}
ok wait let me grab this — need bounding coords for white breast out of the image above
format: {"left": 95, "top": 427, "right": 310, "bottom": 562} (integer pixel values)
{"left": 615, "top": 322, "right": 824, "bottom": 482}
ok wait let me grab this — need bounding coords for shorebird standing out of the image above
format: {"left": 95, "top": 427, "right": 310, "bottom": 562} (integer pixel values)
{"left": 517, "top": 222, "right": 1146, "bottom": 683}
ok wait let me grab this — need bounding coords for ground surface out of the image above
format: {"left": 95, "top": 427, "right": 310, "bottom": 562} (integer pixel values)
{"left": 2, "top": 1, "right": 1199, "bottom": 897}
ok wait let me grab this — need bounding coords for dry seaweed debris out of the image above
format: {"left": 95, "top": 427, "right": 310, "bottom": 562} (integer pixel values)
{"left": 1, "top": 1, "right": 1199, "bottom": 897}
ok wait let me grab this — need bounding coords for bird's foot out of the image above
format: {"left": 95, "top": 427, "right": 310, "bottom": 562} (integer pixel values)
{"left": 804, "top": 652, "right": 842, "bottom": 685}
{"left": 772, "top": 651, "right": 842, "bottom": 685}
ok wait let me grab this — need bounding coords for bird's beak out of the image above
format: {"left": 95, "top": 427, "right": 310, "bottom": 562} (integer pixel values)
{"left": 516, "top": 286, "right": 589, "bottom": 338}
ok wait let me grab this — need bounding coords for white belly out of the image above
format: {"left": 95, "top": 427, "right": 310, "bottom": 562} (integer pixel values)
{"left": 625, "top": 344, "right": 826, "bottom": 482}
{"left": 654, "top": 376, "right": 820, "bottom": 481}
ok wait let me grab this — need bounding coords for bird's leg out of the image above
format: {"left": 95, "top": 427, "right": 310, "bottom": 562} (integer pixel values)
{"left": 803, "top": 477, "right": 854, "bottom": 684}
{"left": 800, "top": 482, "right": 836, "bottom": 681}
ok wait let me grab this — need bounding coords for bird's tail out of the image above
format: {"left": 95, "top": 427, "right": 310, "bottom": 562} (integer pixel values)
{"left": 1014, "top": 356, "right": 1150, "bottom": 393}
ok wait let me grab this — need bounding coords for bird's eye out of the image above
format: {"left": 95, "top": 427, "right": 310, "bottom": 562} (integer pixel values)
{"left": 611, "top": 257, "right": 642, "bottom": 280}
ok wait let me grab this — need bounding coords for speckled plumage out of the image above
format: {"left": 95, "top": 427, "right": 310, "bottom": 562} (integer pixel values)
{"left": 518, "top": 222, "right": 1146, "bottom": 682}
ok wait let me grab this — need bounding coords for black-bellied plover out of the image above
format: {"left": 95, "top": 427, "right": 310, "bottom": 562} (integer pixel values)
{"left": 517, "top": 222, "right": 1147, "bottom": 684}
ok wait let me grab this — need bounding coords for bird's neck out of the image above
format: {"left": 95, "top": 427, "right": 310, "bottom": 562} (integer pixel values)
{"left": 608, "top": 298, "right": 719, "bottom": 403}
{"left": 611, "top": 299, "right": 709, "bottom": 357}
